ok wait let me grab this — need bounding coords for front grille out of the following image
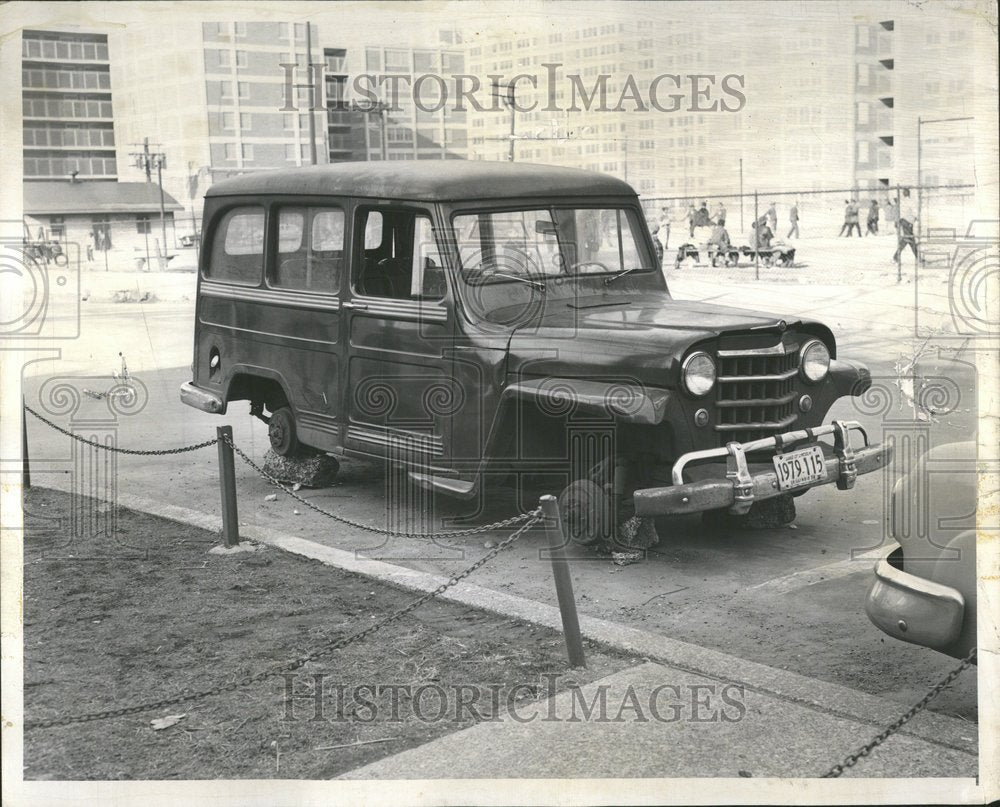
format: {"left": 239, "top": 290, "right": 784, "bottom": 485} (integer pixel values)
{"left": 715, "top": 344, "right": 800, "bottom": 445}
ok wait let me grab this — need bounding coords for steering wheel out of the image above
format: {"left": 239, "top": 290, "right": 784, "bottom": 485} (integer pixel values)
{"left": 568, "top": 260, "right": 611, "bottom": 274}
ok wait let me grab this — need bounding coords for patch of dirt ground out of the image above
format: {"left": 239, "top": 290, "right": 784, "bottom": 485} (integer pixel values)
{"left": 22, "top": 488, "right": 633, "bottom": 780}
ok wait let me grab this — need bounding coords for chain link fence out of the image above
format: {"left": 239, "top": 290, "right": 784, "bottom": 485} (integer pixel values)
{"left": 639, "top": 182, "right": 977, "bottom": 285}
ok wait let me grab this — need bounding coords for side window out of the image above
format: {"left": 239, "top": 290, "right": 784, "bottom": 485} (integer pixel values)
{"left": 354, "top": 208, "right": 445, "bottom": 301}
{"left": 208, "top": 206, "right": 264, "bottom": 284}
{"left": 274, "top": 206, "right": 345, "bottom": 292}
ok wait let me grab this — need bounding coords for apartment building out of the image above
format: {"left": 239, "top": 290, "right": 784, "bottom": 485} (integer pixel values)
{"left": 466, "top": 15, "right": 858, "bottom": 208}
{"left": 853, "top": 13, "right": 977, "bottom": 190}
{"left": 22, "top": 28, "right": 117, "bottom": 182}
{"left": 110, "top": 20, "right": 330, "bottom": 228}
{"left": 357, "top": 41, "right": 469, "bottom": 160}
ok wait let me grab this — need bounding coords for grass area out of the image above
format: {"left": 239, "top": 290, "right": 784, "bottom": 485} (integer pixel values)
{"left": 22, "top": 488, "right": 631, "bottom": 779}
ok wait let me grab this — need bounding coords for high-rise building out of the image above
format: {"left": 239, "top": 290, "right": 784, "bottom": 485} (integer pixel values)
{"left": 111, "top": 20, "right": 330, "bottom": 223}
{"left": 852, "top": 13, "right": 977, "bottom": 190}
{"left": 21, "top": 28, "right": 118, "bottom": 182}
{"left": 465, "top": 16, "right": 857, "bottom": 206}
{"left": 356, "top": 41, "right": 469, "bottom": 160}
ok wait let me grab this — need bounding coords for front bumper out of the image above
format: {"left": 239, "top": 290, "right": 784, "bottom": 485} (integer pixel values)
{"left": 633, "top": 419, "right": 891, "bottom": 516}
{"left": 865, "top": 544, "right": 966, "bottom": 651}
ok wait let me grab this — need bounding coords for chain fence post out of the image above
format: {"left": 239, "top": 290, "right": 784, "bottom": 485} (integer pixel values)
{"left": 22, "top": 396, "right": 31, "bottom": 490}
{"left": 539, "top": 494, "right": 586, "bottom": 668}
{"left": 216, "top": 425, "right": 239, "bottom": 547}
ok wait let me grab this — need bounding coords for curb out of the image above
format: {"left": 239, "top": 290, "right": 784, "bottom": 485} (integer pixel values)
{"left": 53, "top": 484, "right": 979, "bottom": 760}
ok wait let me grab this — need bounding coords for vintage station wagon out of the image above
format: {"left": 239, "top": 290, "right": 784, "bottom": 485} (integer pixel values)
{"left": 181, "top": 162, "right": 891, "bottom": 544}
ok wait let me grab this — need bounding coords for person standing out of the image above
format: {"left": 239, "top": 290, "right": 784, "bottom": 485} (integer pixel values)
{"left": 787, "top": 202, "right": 800, "bottom": 239}
{"left": 649, "top": 221, "right": 664, "bottom": 268}
{"left": 766, "top": 202, "right": 777, "bottom": 233}
{"left": 886, "top": 199, "right": 898, "bottom": 233}
{"left": 866, "top": 199, "right": 880, "bottom": 235}
{"left": 658, "top": 206, "right": 672, "bottom": 251}
{"left": 714, "top": 201, "right": 727, "bottom": 227}
{"left": 86, "top": 230, "right": 95, "bottom": 262}
{"left": 838, "top": 200, "right": 851, "bottom": 236}
{"left": 892, "top": 189, "right": 919, "bottom": 262}
{"left": 687, "top": 204, "right": 697, "bottom": 238}
{"left": 846, "top": 199, "right": 862, "bottom": 237}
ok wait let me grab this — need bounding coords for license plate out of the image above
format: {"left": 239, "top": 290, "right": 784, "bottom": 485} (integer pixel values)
{"left": 772, "top": 445, "right": 827, "bottom": 491}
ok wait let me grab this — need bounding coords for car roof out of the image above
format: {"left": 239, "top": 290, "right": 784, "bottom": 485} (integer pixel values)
{"left": 205, "top": 161, "right": 637, "bottom": 202}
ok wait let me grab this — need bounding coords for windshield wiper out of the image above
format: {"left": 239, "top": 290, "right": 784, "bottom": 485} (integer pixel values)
{"left": 481, "top": 269, "right": 546, "bottom": 291}
{"left": 603, "top": 266, "right": 649, "bottom": 285}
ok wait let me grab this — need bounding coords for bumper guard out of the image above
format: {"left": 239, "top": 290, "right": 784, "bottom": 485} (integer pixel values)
{"left": 634, "top": 419, "right": 892, "bottom": 517}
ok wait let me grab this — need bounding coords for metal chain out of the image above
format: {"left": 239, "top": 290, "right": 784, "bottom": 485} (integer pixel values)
{"left": 25, "top": 405, "right": 218, "bottom": 455}
{"left": 822, "top": 646, "right": 978, "bottom": 778}
{"left": 223, "top": 432, "right": 533, "bottom": 539}
{"left": 24, "top": 510, "right": 542, "bottom": 731}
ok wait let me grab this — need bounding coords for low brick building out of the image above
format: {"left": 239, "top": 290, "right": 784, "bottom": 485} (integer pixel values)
{"left": 24, "top": 181, "right": 184, "bottom": 269}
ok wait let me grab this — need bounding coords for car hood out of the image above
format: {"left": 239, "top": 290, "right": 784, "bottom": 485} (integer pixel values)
{"left": 505, "top": 294, "right": 819, "bottom": 382}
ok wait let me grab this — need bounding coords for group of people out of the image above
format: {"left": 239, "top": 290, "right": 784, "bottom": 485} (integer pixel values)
{"left": 837, "top": 191, "right": 919, "bottom": 261}
{"left": 648, "top": 199, "right": 799, "bottom": 269}
{"left": 838, "top": 198, "right": 884, "bottom": 237}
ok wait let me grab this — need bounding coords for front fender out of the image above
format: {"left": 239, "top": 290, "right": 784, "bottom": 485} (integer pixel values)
{"left": 501, "top": 377, "right": 672, "bottom": 425}
{"left": 830, "top": 358, "right": 871, "bottom": 397}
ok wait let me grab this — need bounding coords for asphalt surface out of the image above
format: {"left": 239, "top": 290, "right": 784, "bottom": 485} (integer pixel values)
{"left": 18, "top": 252, "right": 981, "bottom": 729}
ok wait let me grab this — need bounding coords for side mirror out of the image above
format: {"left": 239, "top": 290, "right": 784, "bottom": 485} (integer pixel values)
{"left": 535, "top": 220, "right": 558, "bottom": 236}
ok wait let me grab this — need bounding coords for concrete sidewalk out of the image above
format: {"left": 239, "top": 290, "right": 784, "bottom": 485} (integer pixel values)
{"left": 341, "top": 661, "right": 977, "bottom": 780}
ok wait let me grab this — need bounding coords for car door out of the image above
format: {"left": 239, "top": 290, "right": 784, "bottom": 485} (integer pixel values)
{"left": 265, "top": 199, "right": 348, "bottom": 450}
{"left": 341, "top": 202, "right": 456, "bottom": 471}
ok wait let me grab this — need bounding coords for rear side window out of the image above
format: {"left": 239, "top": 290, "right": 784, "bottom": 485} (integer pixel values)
{"left": 208, "top": 206, "right": 264, "bottom": 284}
{"left": 274, "top": 206, "right": 345, "bottom": 292}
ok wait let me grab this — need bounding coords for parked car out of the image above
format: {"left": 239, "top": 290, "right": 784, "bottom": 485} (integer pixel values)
{"left": 866, "top": 441, "right": 977, "bottom": 659}
{"left": 180, "top": 162, "right": 891, "bottom": 546}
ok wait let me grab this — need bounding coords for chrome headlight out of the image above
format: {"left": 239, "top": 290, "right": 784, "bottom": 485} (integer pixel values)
{"left": 800, "top": 339, "right": 831, "bottom": 383}
{"left": 682, "top": 351, "right": 716, "bottom": 397}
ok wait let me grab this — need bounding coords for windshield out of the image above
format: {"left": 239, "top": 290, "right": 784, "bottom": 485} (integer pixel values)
{"left": 453, "top": 206, "right": 651, "bottom": 285}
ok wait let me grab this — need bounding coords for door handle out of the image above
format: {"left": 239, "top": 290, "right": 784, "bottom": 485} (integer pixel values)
{"left": 341, "top": 301, "right": 368, "bottom": 310}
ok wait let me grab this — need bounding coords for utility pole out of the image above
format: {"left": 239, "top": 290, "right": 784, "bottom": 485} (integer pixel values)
{"left": 491, "top": 79, "right": 516, "bottom": 161}
{"left": 130, "top": 138, "right": 170, "bottom": 266}
{"left": 306, "top": 21, "right": 317, "bottom": 165}
{"left": 361, "top": 100, "right": 390, "bottom": 160}
{"left": 739, "top": 157, "right": 744, "bottom": 232}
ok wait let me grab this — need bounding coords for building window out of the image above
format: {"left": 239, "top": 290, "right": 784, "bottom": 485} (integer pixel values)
{"left": 235, "top": 50, "right": 247, "bottom": 68}
{"left": 366, "top": 48, "right": 382, "bottom": 71}
{"left": 283, "top": 113, "right": 294, "bottom": 130}
{"left": 240, "top": 112, "right": 252, "bottom": 130}
{"left": 49, "top": 216, "right": 65, "bottom": 239}
{"left": 857, "top": 102, "right": 870, "bottom": 125}
{"left": 224, "top": 143, "right": 237, "bottom": 161}
{"left": 294, "top": 23, "right": 307, "bottom": 40}
{"left": 285, "top": 144, "right": 297, "bottom": 161}
{"left": 136, "top": 214, "right": 152, "bottom": 234}
{"left": 242, "top": 144, "right": 254, "bottom": 161}
{"left": 237, "top": 82, "right": 249, "bottom": 100}
{"left": 220, "top": 81, "right": 233, "bottom": 102}
{"left": 223, "top": 112, "right": 235, "bottom": 130}
{"left": 217, "top": 49, "right": 230, "bottom": 68}
{"left": 279, "top": 22, "right": 289, "bottom": 39}
{"left": 234, "top": 22, "right": 247, "bottom": 38}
